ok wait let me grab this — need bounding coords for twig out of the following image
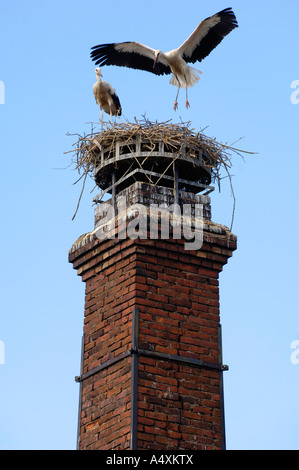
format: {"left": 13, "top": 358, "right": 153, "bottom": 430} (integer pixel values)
{"left": 66, "top": 118, "right": 255, "bottom": 223}
{"left": 72, "top": 171, "right": 88, "bottom": 221}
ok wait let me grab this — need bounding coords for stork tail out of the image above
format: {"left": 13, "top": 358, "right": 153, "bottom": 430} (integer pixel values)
{"left": 170, "top": 66, "right": 202, "bottom": 89}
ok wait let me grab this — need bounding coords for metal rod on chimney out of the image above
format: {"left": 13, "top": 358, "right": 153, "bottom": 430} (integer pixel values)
{"left": 130, "top": 306, "right": 139, "bottom": 450}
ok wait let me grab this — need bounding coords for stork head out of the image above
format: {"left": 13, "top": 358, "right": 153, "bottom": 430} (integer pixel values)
{"left": 95, "top": 67, "right": 103, "bottom": 80}
{"left": 153, "top": 50, "right": 162, "bottom": 69}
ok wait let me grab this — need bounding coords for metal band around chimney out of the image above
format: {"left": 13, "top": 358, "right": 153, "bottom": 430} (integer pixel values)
{"left": 75, "top": 308, "right": 228, "bottom": 451}
{"left": 137, "top": 348, "right": 228, "bottom": 372}
{"left": 218, "top": 323, "right": 226, "bottom": 451}
{"left": 76, "top": 334, "right": 84, "bottom": 450}
{"left": 130, "top": 306, "right": 139, "bottom": 450}
{"left": 75, "top": 350, "right": 131, "bottom": 383}
{"left": 75, "top": 319, "right": 228, "bottom": 385}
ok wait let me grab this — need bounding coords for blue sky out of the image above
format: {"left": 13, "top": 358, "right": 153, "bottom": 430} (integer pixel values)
{"left": 1, "top": 0, "right": 299, "bottom": 450}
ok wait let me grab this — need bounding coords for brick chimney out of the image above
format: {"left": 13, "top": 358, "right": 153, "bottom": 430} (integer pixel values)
{"left": 69, "top": 125, "right": 237, "bottom": 450}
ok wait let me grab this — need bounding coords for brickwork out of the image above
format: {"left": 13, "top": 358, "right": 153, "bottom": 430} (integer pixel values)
{"left": 70, "top": 209, "right": 236, "bottom": 450}
{"left": 73, "top": 238, "right": 137, "bottom": 450}
{"left": 138, "top": 357, "right": 223, "bottom": 450}
{"left": 134, "top": 237, "right": 226, "bottom": 450}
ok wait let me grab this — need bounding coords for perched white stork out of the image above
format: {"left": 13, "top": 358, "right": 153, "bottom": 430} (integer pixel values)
{"left": 91, "top": 8, "right": 238, "bottom": 110}
{"left": 93, "top": 67, "right": 122, "bottom": 125}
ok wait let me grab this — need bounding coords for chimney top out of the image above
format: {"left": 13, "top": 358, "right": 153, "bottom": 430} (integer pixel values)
{"left": 68, "top": 120, "right": 239, "bottom": 220}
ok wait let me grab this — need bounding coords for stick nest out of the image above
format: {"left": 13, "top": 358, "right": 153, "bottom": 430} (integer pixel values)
{"left": 66, "top": 118, "right": 254, "bottom": 224}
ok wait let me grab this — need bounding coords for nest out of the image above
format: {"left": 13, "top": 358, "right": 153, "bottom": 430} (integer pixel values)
{"left": 66, "top": 118, "right": 254, "bottom": 226}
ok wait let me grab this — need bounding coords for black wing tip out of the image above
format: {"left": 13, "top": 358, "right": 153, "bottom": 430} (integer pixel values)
{"left": 91, "top": 42, "right": 114, "bottom": 50}
{"left": 217, "top": 7, "right": 235, "bottom": 15}
{"left": 217, "top": 7, "right": 238, "bottom": 27}
{"left": 90, "top": 41, "right": 131, "bottom": 52}
{"left": 90, "top": 44, "right": 112, "bottom": 63}
{"left": 91, "top": 44, "right": 108, "bottom": 55}
{"left": 90, "top": 43, "right": 133, "bottom": 63}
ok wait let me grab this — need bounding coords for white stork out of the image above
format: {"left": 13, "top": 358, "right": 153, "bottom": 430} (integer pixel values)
{"left": 93, "top": 67, "right": 122, "bottom": 125}
{"left": 91, "top": 8, "right": 238, "bottom": 111}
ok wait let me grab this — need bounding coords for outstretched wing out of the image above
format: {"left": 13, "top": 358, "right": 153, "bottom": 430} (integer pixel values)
{"left": 91, "top": 41, "right": 171, "bottom": 76}
{"left": 177, "top": 8, "right": 238, "bottom": 64}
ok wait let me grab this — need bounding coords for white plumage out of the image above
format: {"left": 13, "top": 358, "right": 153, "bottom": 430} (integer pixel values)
{"left": 93, "top": 68, "right": 122, "bottom": 124}
{"left": 91, "top": 8, "right": 238, "bottom": 110}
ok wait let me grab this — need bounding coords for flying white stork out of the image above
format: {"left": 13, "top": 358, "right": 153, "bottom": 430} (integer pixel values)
{"left": 90, "top": 8, "right": 238, "bottom": 111}
{"left": 93, "top": 67, "right": 122, "bottom": 126}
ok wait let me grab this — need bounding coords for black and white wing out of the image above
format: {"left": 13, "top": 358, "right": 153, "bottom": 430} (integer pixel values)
{"left": 177, "top": 8, "right": 238, "bottom": 64}
{"left": 111, "top": 89, "right": 122, "bottom": 116}
{"left": 91, "top": 41, "right": 171, "bottom": 76}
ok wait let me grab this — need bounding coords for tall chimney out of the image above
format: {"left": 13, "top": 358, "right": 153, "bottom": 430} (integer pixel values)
{"left": 69, "top": 123, "right": 237, "bottom": 450}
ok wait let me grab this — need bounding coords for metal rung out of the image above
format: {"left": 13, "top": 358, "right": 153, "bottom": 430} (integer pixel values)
{"left": 93, "top": 168, "right": 214, "bottom": 204}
